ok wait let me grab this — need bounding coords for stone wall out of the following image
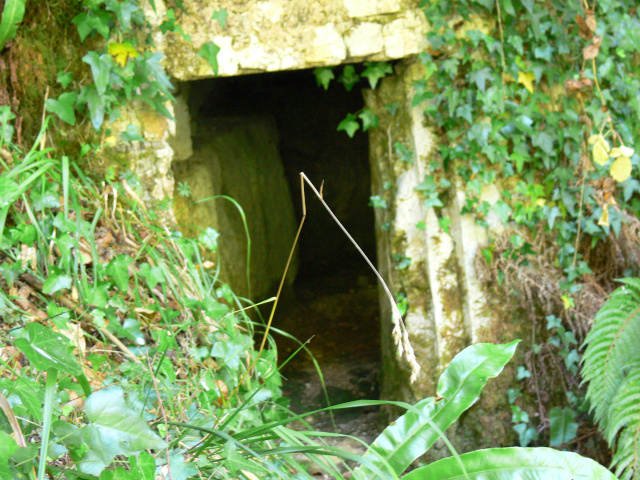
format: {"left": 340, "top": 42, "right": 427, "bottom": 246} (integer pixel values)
{"left": 159, "top": 0, "right": 429, "bottom": 80}
{"left": 365, "top": 58, "right": 523, "bottom": 453}
{"left": 172, "top": 113, "right": 298, "bottom": 300}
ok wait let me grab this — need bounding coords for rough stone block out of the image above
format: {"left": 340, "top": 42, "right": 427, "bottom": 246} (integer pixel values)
{"left": 306, "top": 24, "right": 347, "bottom": 64}
{"left": 343, "top": 0, "right": 402, "bottom": 18}
{"left": 345, "top": 22, "right": 384, "bottom": 57}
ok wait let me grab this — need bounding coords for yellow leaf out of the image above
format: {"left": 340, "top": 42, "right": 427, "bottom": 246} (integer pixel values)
{"left": 108, "top": 42, "right": 139, "bottom": 67}
{"left": 609, "top": 145, "right": 634, "bottom": 158}
{"left": 517, "top": 71, "right": 535, "bottom": 94}
{"left": 598, "top": 204, "right": 609, "bottom": 227}
{"left": 535, "top": 198, "right": 546, "bottom": 207}
{"left": 610, "top": 155, "right": 632, "bottom": 182}
{"left": 561, "top": 294, "right": 574, "bottom": 310}
{"left": 589, "top": 134, "right": 610, "bottom": 166}
{"left": 502, "top": 72, "right": 515, "bottom": 83}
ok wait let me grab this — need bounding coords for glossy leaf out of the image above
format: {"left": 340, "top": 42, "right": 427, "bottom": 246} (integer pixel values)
{"left": 78, "top": 386, "right": 166, "bottom": 475}
{"left": 402, "top": 447, "right": 619, "bottom": 480}
{"left": 198, "top": 42, "right": 220, "bottom": 75}
{"left": 14, "top": 323, "right": 82, "bottom": 375}
{"left": 549, "top": 406, "right": 578, "bottom": 447}
{"left": 45, "top": 92, "right": 78, "bottom": 125}
{"left": 0, "top": 0, "right": 25, "bottom": 49}
{"left": 353, "top": 341, "right": 520, "bottom": 479}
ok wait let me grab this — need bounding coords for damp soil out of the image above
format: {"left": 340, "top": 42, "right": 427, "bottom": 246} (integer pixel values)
{"left": 273, "top": 258, "right": 383, "bottom": 452}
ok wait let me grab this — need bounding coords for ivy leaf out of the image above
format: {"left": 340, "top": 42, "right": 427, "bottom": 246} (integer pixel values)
{"left": 469, "top": 67, "right": 492, "bottom": 92}
{"left": 362, "top": 62, "right": 393, "bottom": 89}
{"left": 108, "top": 42, "right": 139, "bottom": 67}
{"left": 439, "top": 217, "right": 451, "bottom": 234}
{"left": 82, "top": 52, "right": 112, "bottom": 95}
{"left": 369, "top": 195, "right": 387, "bottom": 209}
{"left": 73, "top": 10, "right": 111, "bottom": 41}
{"left": 56, "top": 71, "right": 73, "bottom": 89}
{"left": 78, "top": 386, "right": 166, "bottom": 475}
{"left": 121, "top": 124, "right": 144, "bottom": 142}
{"left": 358, "top": 109, "right": 379, "bottom": 131}
{"left": 337, "top": 113, "right": 359, "bottom": 137}
{"left": 313, "top": 67, "right": 334, "bottom": 90}
{"left": 493, "top": 199, "right": 512, "bottom": 224}
{"left": 106, "top": 255, "right": 133, "bottom": 292}
{"left": 45, "top": 92, "right": 78, "bottom": 125}
{"left": 338, "top": 64, "right": 360, "bottom": 91}
{"left": 199, "top": 227, "right": 220, "bottom": 253}
{"left": 78, "top": 85, "right": 106, "bottom": 130}
{"left": 212, "top": 8, "right": 228, "bottom": 27}
{"left": 106, "top": 1, "right": 138, "bottom": 31}
{"left": 14, "top": 323, "right": 82, "bottom": 375}
{"left": 532, "top": 130, "right": 555, "bottom": 155}
{"left": 198, "top": 42, "right": 220, "bottom": 75}
{"left": 549, "top": 406, "right": 578, "bottom": 446}
{"left": 42, "top": 268, "right": 73, "bottom": 294}
{"left": 517, "top": 71, "right": 535, "bottom": 94}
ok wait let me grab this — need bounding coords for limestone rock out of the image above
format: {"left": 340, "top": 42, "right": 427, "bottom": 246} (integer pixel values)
{"left": 345, "top": 23, "right": 384, "bottom": 57}
{"left": 173, "top": 115, "right": 298, "bottom": 299}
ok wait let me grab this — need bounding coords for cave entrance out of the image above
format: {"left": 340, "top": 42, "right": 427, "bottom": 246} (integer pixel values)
{"left": 173, "top": 66, "right": 381, "bottom": 435}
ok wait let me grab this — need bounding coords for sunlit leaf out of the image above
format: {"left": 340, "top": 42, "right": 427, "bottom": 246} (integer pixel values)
{"left": 610, "top": 155, "right": 632, "bottom": 183}
{"left": 517, "top": 71, "right": 535, "bottom": 93}
{"left": 45, "top": 92, "right": 78, "bottom": 125}
{"left": 14, "top": 323, "right": 82, "bottom": 375}
{"left": 338, "top": 113, "right": 359, "bottom": 137}
{"left": 0, "top": 0, "right": 26, "bottom": 49}
{"left": 78, "top": 386, "right": 166, "bottom": 475}
{"left": 211, "top": 8, "right": 228, "bottom": 27}
{"left": 402, "top": 447, "right": 618, "bottom": 480}
{"left": 313, "top": 67, "right": 334, "bottom": 90}
{"left": 108, "top": 42, "right": 139, "bottom": 67}
{"left": 198, "top": 42, "right": 220, "bottom": 75}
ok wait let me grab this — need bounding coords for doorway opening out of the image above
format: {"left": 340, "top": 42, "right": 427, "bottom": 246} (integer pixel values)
{"left": 174, "top": 67, "right": 381, "bottom": 437}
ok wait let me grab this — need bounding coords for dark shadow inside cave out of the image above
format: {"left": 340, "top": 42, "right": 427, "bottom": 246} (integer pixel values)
{"left": 180, "top": 68, "right": 381, "bottom": 435}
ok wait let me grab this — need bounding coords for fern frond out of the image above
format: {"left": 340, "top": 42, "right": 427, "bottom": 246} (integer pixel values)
{"left": 582, "top": 278, "right": 640, "bottom": 480}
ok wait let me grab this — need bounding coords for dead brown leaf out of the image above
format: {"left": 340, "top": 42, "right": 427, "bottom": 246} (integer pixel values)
{"left": 583, "top": 36, "right": 602, "bottom": 60}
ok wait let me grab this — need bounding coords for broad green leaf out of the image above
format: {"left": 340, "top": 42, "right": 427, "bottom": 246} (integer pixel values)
{"left": 339, "top": 65, "right": 360, "bottom": 91}
{"left": 402, "top": 447, "right": 618, "bottom": 480}
{"left": 106, "top": 255, "right": 133, "bottom": 292}
{"left": 78, "top": 85, "right": 106, "bottom": 130}
{"left": 198, "top": 42, "right": 220, "bottom": 75}
{"left": 0, "top": 377, "right": 43, "bottom": 422}
{"left": 362, "top": 62, "right": 393, "bottom": 89}
{"left": 42, "top": 270, "right": 73, "bottom": 294}
{"left": 14, "top": 322, "right": 82, "bottom": 375}
{"left": 105, "top": 1, "right": 138, "bottom": 31}
{"left": 78, "top": 386, "right": 166, "bottom": 475}
{"left": 0, "top": 430, "right": 18, "bottom": 470}
{"left": 199, "top": 227, "right": 219, "bottom": 253}
{"left": 73, "top": 10, "right": 111, "bottom": 40}
{"left": 358, "top": 109, "right": 379, "bottom": 131}
{"left": 313, "top": 67, "right": 334, "bottom": 90}
{"left": 0, "top": 0, "right": 26, "bottom": 50}
{"left": 549, "top": 407, "right": 578, "bottom": 447}
{"left": 82, "top": 52, "right": 112, "bottom": 95}
{"left": 161, "top": 454, "right": 198, "bottom": 480}
{"left": 211, "top": 8, "right": 228, "bottom": 27}
{"left": 337, "top": 113, "right": 359, "bottom": 137}
{"left": 354, "top": 341, "right": 520, "bottom": 479}
{"left": 45, "top": 92, "right": 78, "bottom": 125}
{"left": 130, "top": 452, "right": 156, "bottom": 480}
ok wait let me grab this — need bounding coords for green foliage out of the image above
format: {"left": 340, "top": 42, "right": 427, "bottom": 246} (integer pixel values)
{"left": 402, "top": 447, "right": 617, "bottom": 480}
{"left": 582, "top": 278, "right": 640, "bottom": 480}
{"left": 46, "top": 0, "right": 191, "bottom": 129}
{"left": 0, "top": 0, "right": 25, "bottom": 49}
